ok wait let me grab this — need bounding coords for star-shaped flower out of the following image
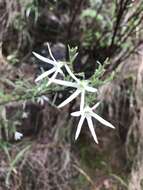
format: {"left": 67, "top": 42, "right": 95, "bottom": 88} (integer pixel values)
{"left": 52, "top": 78, "right": 97, "bottom": 109}
{"left": 71, "top": 102, "right": 115, "bottom": 143}
{"left": 33, "top": 43, "right": 64, "bottom": 85}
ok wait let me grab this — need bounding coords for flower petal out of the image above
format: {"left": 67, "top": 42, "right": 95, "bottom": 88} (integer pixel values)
{"left": 52, "top": 79, "right": 78, "bottom": 88}
{"left": 47, "top": 70, "right": 58, "bottom": 85}
{"left": 91, "top": 102, "right": 101, "bottom": 110}
{"left": 14, "top": 132, "right": 23, "bottom": 141}
{"left": 64, "top": 64, "right": 79, "bottom": 82}
{"left": 35, "top": 67, "right": 56, "bottom": 82}
{"left": 58, "top": 89, "right": 81, "bottom": 108}
{"left": 91, "top": 112, "right": 115, "bottom": 129}
{"left": 33, "top": 52, "right": 56, "bottom": 65}
{"left": 86, "top": 86, "right": 98, "bottom": 93}
{"left": 86, "top": 116, "right": 98, "bottom": 144}
{"left": 71, "top": 111, "right": 81, "bottom": 117}
{"left": 75, "top": 115, "right": 85, "bottom": 140}
{"left": 42, "top": 95, "right": 49, "bottom": 102}
{"left": 47, "top": 43, "right": 56, "bottom": 62}
{"left": 80, "top": 91, "right": 85, "bottom": 111}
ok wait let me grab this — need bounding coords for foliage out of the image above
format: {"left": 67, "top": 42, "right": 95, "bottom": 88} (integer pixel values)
{"left": 0, "top": 45, "right": 115, "bottom": 145}
{"left": 80, "top": 0, "right": 143, "bottom": 64}
{"left": 5, "top": 145, "right": 30, "bottom": 187}
{"left": 0, "top": 46, "right": 113, "bottom": 106}
{"left": 0, "top": 107, "right": 18, "bottom": 141}
{"left": 0, "top": 0, "right": 142, "bottom": 188}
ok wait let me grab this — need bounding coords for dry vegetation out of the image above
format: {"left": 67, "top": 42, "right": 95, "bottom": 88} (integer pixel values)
{"left": 0, "top": 0, "right": 143, "bottom": 189}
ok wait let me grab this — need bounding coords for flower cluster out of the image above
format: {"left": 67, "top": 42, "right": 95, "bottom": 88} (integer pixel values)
{"left": 33, "top": 43, "right": 115, "bottom": 143}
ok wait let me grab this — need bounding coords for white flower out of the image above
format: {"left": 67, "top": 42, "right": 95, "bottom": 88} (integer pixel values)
{"left": 51, "top": 78, "right": 97, "bottom": 109}
{"left": 37, "top": 95, "right": 49, "bottom": 105}
{"left": 33, "top": 43, "right": 64, "bottom": 85}
{"left": 71, "top": 102, "right": 115, "bottom": 143}
{"left": 22, "top": 112, "right": 29, "bottom": 119}
{"left": 14, "top": 131, "right": 23, "bottom": 141}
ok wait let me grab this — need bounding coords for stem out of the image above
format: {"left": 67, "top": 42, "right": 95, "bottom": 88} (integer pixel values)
{"left": 0, "top": 89, "right": 65, "bottom": 106}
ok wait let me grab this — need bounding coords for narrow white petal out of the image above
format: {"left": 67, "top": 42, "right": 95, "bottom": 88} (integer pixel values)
{"left": 52, "top": 79, "right": 78, "bottom": 88}
{"left": 86, "top": 86, "right": 98, "bottom": 93}
{"left": 35, "top": 67, "right": 56, "bottom": 82}
{"left": 91, "top": 112, "right": 115, "bottom": 129}
{"left": 47, "top": 70, "right": 58, "bottom": 85}
{"left": 47, "top": 43, "right": 56, "bottom": 62}
{"left": 51, "top": 69, "right": 59, "bottom": 79}
{"left": 64, "top": 64, "right": 79, "bottom": 82}
{"left": 75, "top": 115, "right": 85, "bottom": 140}
{"left": 80, "top": 91, "right": 85, "bottom": 111}
{"left": 71, "top": 111, "right": 81, "bottom": 117}
{"left": 92, "top": 102, "right": 101, "bottom": 110}
{"left": 42, "top": 95, "right": 49, "bottom": 102}
{"left": 58, "top": 90, "right": 81, "bottom": 108}
{"left": 86, "top": 116, "right": 98, "bottom": 144}
{"left": 33, "top": 52, "right": 56, "bottom": 65}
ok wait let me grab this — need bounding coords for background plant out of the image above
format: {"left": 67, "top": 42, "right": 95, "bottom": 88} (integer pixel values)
{"left": 0, "top": 0, "right": 143, "bottom": 189}
{"left": 80, "top": 0, "right": 143, "bottom": 68}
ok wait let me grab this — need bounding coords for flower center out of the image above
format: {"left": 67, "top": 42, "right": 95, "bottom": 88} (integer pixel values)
{"left": 84, "top": 106, "right": 92, "bottom": 116}
{"left": 55, "top": 62, "right": 63, "bottom": 69}
{"left": 79, "top": 80, "right": 88, "bottom": 90}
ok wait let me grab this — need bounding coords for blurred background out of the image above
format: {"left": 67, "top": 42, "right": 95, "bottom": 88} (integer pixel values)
{"left": 0, "top": 0, "right": 143, "bottom": 189}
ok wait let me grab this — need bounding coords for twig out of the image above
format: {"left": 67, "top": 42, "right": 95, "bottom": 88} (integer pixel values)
{"left": 73, "top": 164, "right": 95, "bottom": 188}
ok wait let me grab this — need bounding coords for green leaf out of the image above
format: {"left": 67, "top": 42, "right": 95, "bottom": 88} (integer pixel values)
{"left": 68, "top": 45, "right": 78, "bottom": 63}
{"left": 5, "top": 145, "right": 30, "bottom": 187}
{"left": 81, "top": 9, "right": 97, "bottom": 18}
